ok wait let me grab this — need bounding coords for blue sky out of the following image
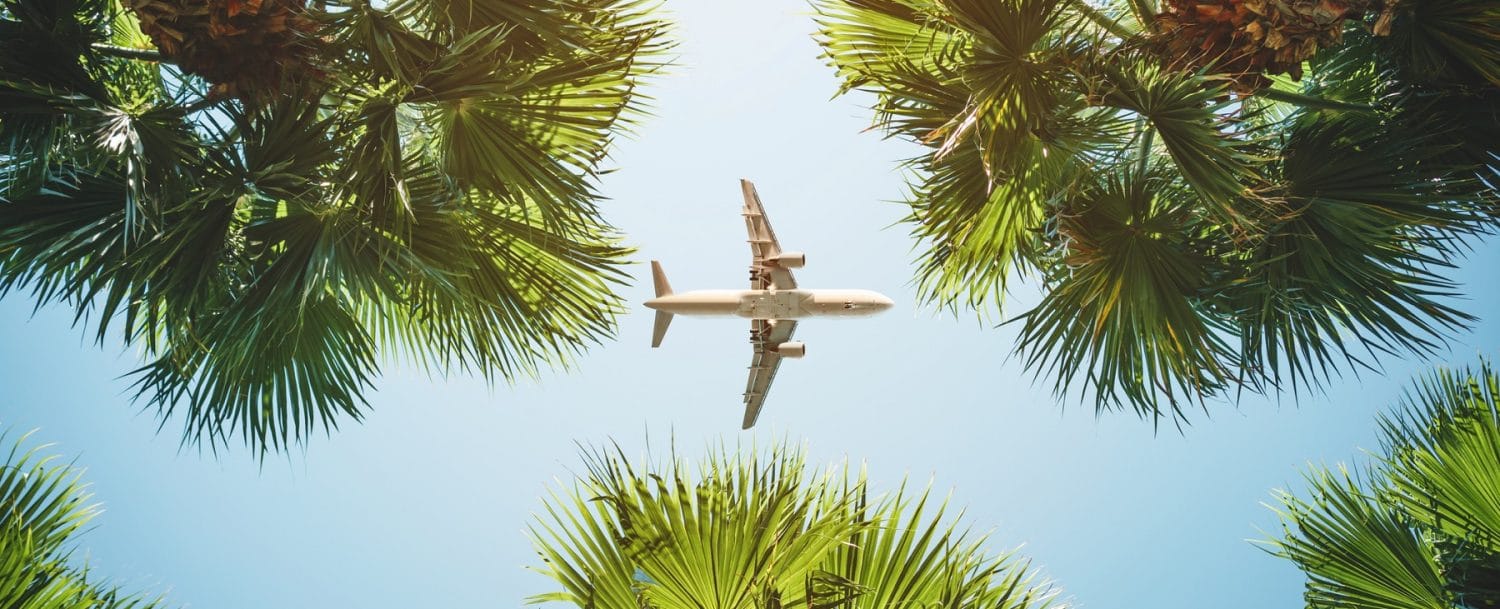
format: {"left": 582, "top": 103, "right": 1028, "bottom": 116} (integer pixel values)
{"left": 2, "top": 2, "right": 1498, "bottom": 608}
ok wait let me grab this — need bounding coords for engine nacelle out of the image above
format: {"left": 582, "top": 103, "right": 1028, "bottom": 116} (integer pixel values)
{"left": 775, "top": 341, "right": 806, "bottom": 358}
{"left": 772, "top": 251, "right": 806, "bottom": 268}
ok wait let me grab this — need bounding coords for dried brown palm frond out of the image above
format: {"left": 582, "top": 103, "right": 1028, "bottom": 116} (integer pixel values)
{"left": 1153, "top": 0, "right": 1379, "bottom": 92}
{"left": 123, "top": 0, "right": 321, "bottom": 99}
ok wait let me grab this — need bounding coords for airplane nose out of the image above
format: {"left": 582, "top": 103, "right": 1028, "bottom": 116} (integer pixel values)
{"left": 875, "top": 294, "right": 894, "bottom": 310}
{"left": 645, "top": 298, "right": 661, "bottom": 310}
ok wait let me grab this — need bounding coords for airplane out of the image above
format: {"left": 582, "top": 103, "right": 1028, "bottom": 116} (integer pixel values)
{"left": 645, "top": 179, "right": 894, "bottom": 429}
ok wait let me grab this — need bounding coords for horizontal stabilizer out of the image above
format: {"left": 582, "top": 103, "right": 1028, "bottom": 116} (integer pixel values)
{"left": 651, "top": 260, "right": 672, "bottom": 297}
{"left": 651, "top": 310, "right": 674, "bottom": 348}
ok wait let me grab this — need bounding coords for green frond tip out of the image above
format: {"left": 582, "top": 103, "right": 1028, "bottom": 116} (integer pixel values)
{"left": 0, "top": 424, "right": 176, "bottom": 609}
{"left": 1267, "top": 465, "right": 1452, "bottom": 609}
{"left": 529, "top": 439, "right": 1065, "bottom": 609}
{"left": 1265, "top": 359, "right": 1500, "bottom": 609}
{"left": 1380, "top": 360, "right": 1500, "bottom": 553}
{"left": 0, "top": 0, "right": 672, "bottom": 453}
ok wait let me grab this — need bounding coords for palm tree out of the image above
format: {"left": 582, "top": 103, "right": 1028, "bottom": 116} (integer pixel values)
{"left": 814, "top": 0, "right": 1498, "bottom": 424}
{"left": 1, "top": 426, "right": 173, "bottom": 608}
{"left": 0, "top": 0, "right": 669, "bottom": 452}
{"left": 1266, "top": 360, "right": 1500, "bottom": 608}
{"left": 528, "top": 442, "right": 1063, "bottom": 609}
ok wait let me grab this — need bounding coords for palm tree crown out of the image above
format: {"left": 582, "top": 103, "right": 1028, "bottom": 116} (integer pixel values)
{"left": 0, "top": 0, "right": 669, "bottom": 452}
{"left": 814, "top": 0, "right": 1498, "bottom": 424}
{"left": 529, "top": 442, "right": 1062, "bottom": 609}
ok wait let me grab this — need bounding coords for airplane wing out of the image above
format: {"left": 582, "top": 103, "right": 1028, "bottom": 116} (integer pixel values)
{"left": 742, "top": 318, "right": 797, "bottom": 429}
{"left": 741, "top": 179, "right": 797, "bottom": 290}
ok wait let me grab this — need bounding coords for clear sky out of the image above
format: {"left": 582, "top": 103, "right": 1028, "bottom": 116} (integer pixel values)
{"left": 2, "top": 2, "right": 1497, "bottom": 608}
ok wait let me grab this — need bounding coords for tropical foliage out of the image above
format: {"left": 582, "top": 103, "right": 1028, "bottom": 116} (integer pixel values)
{"left": 1267, "top": 359, "right": 1500, "bottom": 609}
{"left": 0, "top": 0, "right": 668, "bottom": 452}
{"left": 529, "top": 442, "right": 1063, "bottom": 609}
{"left": 1, "top": 426, "right": 172, "bottom": 609}
{"left": 814, "top": 0, "right": 1499, "bottom": 424}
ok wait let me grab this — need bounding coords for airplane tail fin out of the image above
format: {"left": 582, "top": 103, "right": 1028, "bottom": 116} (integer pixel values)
{"left": 649, "top": 260, "right": 673, "bottom": 347}
{"left": 651, "top": 310, "right": 673, "bottom": 348}
{"left": 650, "top": 260, "right": 673, "bottom": 297}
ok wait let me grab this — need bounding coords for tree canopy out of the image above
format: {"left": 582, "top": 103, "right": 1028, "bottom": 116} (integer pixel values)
{"left": 815, "top": 0, "right": 1499, "bottom": 424}
{"left": 0, "top": 0, "right": 669, "bottom": 452}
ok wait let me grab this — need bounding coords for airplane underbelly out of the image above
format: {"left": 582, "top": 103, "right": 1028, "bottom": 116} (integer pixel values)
{"left": 736, "top": 291, "right": 810, "bottom": 319}
{"left": 655, "top": 289, "right": 889, "bottom": 319}
{"left": 648, "top": 290, "right": 743, "bottom": 316}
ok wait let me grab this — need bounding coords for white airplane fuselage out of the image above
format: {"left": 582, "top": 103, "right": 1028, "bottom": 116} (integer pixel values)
{"left": 645, "top": 288, "right": 893, "bottom": 319}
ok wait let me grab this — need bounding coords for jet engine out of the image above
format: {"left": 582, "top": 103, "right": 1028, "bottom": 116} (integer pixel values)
{"left": 775, "top": 341, "right": 806, "bottom": 358}
{"left": 772, "top": 251, "right": 806, "bottom": 268}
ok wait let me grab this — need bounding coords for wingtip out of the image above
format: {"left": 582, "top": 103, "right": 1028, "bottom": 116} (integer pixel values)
{"left": 741, "top": 407, "right": 759, "bottom": 430}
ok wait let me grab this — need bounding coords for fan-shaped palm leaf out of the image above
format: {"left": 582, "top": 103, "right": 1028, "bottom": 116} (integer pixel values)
{"left": 1230, "top": 111, "right": 1479, "bottom": 394}
{"left": 1015, "top": 165, "right": 1236, "bottom": 421}
{"left": 1379, "top": 361, "right": 1500, "bottom": 553}
{"left": 1267, "top": 360, "right": 1500, "bottom": 609}
{"left": 529, "top": 441, "right": 1063, "bottom": 609}
{"left": 825, "top": 482, "right": 1058, "bottom": 609}
{"left": 0, "top": 425, "right": 173, "bottom": 609}
{"left": 1268, "top": 466, "right": 1451, "bottom": 609}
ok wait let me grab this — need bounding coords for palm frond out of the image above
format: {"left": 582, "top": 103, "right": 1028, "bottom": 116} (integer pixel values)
{"left": 1090, "top": 57, "right": 1272, "bottom": 228}
{"left": 529, "top": 441, "right": 1064, "bottom": 609}
{"left": 826, "top": 481, "right": 1060, "bottom": 609}
{"left": 1383, "top": 0, "right": 1500, "bottom": 87}
{"left": 1266, "top": 465, "right": 1452, "bottom": 609}
{"left": 908, "top": 134, "right": 1080, "bottom": 311}
{"left": 0, "top": 0, "right": 109, "bottom": 97}
{"left": 1230, "top": 111, "right": 1479, "bottom": 394}
{"left": 1379, "top": 361, "right": 1500, "bottom": 553}
{"left": 530, "top": 443, "right": 868, "bottom": 609}
{"left": 814, "top": 0, "right": 956, "bottom": 96}
{"left": 0, "top": 425, "right": 173, "bottom": 609}
{"left": 1266, "top": 358, "right": 1500, "bottom": 609}
{"left": 1014, "top": 166, "right": 1235, "bottom": 420}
